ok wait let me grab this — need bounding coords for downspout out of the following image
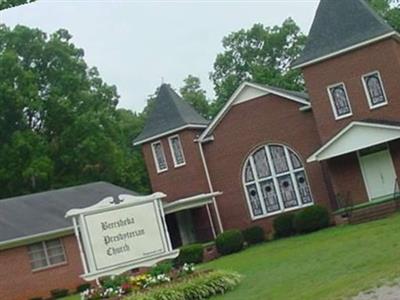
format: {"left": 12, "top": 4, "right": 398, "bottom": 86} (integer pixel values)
{"left": 197, "top": 137, "right": 224, "bottom": 234}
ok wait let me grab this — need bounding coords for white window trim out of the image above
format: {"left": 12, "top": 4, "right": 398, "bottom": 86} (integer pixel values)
{"left": 151, "top": 141, "right": 168, "bottom": 174}
{"left": 327, "top": 82, "right": 353, "bottom": 120}
{"left": 28, "top": 239, "right": 67, "bottom": 272}
{"left": 242, "top": 144, "right": 314, "bottom": 221}
{"left": 361, "top": 70, "right": 388, "bottom": 110}
{"left": 168, "top": 134, "right": 186, "bottom": 168}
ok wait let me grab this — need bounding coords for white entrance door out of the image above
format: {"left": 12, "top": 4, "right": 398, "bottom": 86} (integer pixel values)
{"left": 359, "top": 149, "right": 397, "bottom": 200}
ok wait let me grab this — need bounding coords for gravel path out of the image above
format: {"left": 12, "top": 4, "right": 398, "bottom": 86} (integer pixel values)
{"left": 352, "top": 283, "right": 400, "bottom": 300}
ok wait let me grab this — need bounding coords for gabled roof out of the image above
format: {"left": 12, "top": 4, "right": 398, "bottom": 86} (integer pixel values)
{"left": 199, "top": 82, "right": 310, "bottom": 141}
{"left": 0, "top": 182, "right": 138, "bottom": 247}
{"left": 307, "top": 120, "right": 400, "bottom": 162}
{"left": 134, "top": 84, "right": 209, "bottom": 145}
{"left": 292, "top": 0, "right": 397, "bottom": 69}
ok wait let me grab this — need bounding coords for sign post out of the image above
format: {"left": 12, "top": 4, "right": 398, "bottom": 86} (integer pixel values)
{"left": 65, "top": 192, "right": 179, "bottom": 281}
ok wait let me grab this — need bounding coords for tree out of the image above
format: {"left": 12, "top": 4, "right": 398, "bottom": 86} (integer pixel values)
{"left": 210, "top": 18, "right": 306, "bottom": 116}
{"left": 180, "top": 75, "right": 210, "bottom": 119}
{"left": 368, "top": 0, "right": 400, "bottom": 31}
{"left": 0, "top": 24, "right": 150, "bottom": 197}
{"left": 0, "top": 0, "right": 36, "bottom": 10}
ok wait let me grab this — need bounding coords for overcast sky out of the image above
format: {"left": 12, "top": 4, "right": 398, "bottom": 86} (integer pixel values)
{"left": 0, "top": 0, "right": 320, "bottom": 113}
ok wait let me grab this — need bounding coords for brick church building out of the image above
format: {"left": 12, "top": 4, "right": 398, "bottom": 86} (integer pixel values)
{"left": 135, "top": 0, "right": 400, "bottom": 246}
{"left": 2, "top": 0, "right": 400, "bottom": 299}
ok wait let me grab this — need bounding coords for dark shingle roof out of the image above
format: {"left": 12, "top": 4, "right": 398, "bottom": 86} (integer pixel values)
{"left": 292, "top": 0, "right": 395, "bottom": 68}
{"left": 0, "top": 182, "right": 138, "bottom": 244}
{"left": 256, "top": 83, "right": 310, "bottom": 102}
{"left": 134, "top": 84, "right": 209, "bottom": 145}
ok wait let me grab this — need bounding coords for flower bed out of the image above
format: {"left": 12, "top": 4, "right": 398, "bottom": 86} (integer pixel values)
{"left": 81, "top": 263, "right": 240, "bottom": 300}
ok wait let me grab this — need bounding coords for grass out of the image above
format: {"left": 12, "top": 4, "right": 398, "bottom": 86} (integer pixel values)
{"left": 64, "top": 214, "right": 400, "bottom": 300}
{"left": 201, "top": 214, "right": 400, "bottom": 300}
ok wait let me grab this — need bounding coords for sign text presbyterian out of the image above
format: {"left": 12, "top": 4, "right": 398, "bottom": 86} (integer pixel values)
{"left": 66, "top": 193, "right": 179, "bottom": 281}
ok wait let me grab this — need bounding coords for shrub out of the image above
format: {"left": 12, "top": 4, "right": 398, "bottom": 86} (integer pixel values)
{"left": 29, "top": 298, "right": 43, "bottom": 300}
{"left": 76, "top": 283, "right": 91, "bottom": 293}
{"left": 50, "top": 288, "right": 68, "bottom": 299}
{"left": 273, "top": 213, "right": 296, "bottom": 238}
{"left": 175, "top": 244, "right": 204, "bottom": 266}
{"left": 242, "top": 226, "right": 265, "bottom": 245}
{"left": 127, "top": 270, "right": 241, "bottom": 300}
{"left": 149, "top": 261, "right": 173, "bottom": 277}
{"left": 293, "top": 205, "right": 330, "bottom": 234}
{"left": 101, "top": 274, "right": 130, "bottom": 290}
{"left": 215, "top": 230, "right": 244, "bottom": 255}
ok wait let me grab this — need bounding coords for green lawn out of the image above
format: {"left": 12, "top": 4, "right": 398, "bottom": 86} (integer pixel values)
{"left": 201, "top": 214, "right": 400, "bottom": 300}
{"left": 64, "top": 214, "right": 400, "bottom": 300}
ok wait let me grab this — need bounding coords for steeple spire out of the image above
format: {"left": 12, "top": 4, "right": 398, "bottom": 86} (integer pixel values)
{"left": 133, "top": 84, "right": 209, "bottom": 145}
{"left": 293, "top": 0, "right": 396, "bottom": 69}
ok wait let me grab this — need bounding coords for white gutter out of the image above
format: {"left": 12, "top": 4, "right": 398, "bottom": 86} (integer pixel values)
{"left": 293, "top": 32, "right": 398, "bottom": 69}
{"left": 133, "top": 124, "right": 208, "bottom": 146}
{"left": 0, "top": 227, "right": 74, "bottom": 251}
{"left": 197, "top": 140, "right": 224, "bottom": 234}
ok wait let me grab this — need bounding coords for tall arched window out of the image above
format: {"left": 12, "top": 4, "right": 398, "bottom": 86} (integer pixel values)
{"left": 243, "top": 144, "right": 313, "bottom": 219}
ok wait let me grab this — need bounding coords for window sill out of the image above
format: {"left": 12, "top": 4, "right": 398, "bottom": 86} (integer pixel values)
{"left": 251, "top": 203, "right": 314, "bottom": 221}
{"left": 334, "top": 113, "right": 353, "bottom": 121}
{"left": 173, "top": 163, "right": 186, "bottom": 169}
{"left": 369, "top": 102, "right": 388, "bottom": 110}
{"left": 31, "top": 261, "right": 68, "bottom": 274}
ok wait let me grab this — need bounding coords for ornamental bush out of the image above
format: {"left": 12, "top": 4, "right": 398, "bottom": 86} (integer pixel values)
{"left": 175, "top": 244, "right": 204, "bottom": 266}
{"left": 273, "top": 213, "right": 296, "bottom": 238}
{"left": 215, "top": 230, "right": 244, "bottom": 255}
{"left": 149, "top": 261, "right": 173, "bottom": 277}
{"left": 127, "top": 270, "right": 241, "bottom": 300}
{"left": 50, "top": 288, "right": 68, "bottom": 299}
{"left": 293, "top": 205, "right": 330, "bottom": 234}
{"left": 242, "top": 226, "right": 265, "bottom": 245}
{"left": 76, "top": 283, "right": 91, "bottom": 293}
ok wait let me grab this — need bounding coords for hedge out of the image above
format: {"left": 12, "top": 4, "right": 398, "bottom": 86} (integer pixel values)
{"left": 126, "top": 271, "right": 241, "bottom": 300}
{"left": 273, "top": 213, "right": 296, "bottom": 238}
{"left": 293, "top": 206, "right": 330, "bottom": 234}
{"left": 242, "top": 226, "right": 265, "bottom": 245}
{"left": 215, "top": 230, "right": 244, "bottom": 255}
{"left": 175, "top": 244, "right": 204, "bottom": 266}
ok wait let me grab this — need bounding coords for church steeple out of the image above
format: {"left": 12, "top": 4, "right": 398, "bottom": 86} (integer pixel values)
{"left": 133, "top": 84, "right": 208, "bottom": 145}
{"left": 293, "top": 0, "right": 396, "bottom": 69}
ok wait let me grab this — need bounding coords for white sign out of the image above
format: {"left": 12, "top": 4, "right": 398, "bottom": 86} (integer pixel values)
{"left": 65, "top": 193, "right": 179, "bottom": 281}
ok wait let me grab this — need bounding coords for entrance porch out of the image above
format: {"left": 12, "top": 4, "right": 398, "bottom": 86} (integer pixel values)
{"left": 308, "top": 120, "right": 400, "bottom": 218}
{"left": 163, "top": 192, "right": 222, "bottom": 248}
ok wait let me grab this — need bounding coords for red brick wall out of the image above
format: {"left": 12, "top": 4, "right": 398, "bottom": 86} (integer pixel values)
{"left": 142, "top": 129, "right": 209, "bottom": 203}
{"left": 0, "top": 235, "right": 86, "bottom": 300}
{"left": 303, "top": 38, "right": 400, "bottom": 143}
{"left": 202, "top": 94, "right": 332, "bottom": 233}
{"left": 327, "top": 153, "right": 369, "bottom": 206}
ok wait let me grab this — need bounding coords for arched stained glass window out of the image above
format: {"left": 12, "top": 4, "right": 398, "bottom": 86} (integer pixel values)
{"left": 243, "top": 144, "right": 314, "bottom": 219}
{"left": 362, "top": 71, "right": 387, "bottom": 108}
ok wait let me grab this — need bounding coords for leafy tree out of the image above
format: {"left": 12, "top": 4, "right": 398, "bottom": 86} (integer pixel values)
{"left": 210, "top": 18, "right": 306, "bottom": 116}
{"left": 0, "top": 0, "right": 36, "bottom": 10}
{"left": 0, "top": 24, "right": 150, "bottom": 197}
{"left": 180, "top": 75, "right": 210, "bottom": 119}
{"left": 368, "top": 0, "right": 400, "bottom": 31}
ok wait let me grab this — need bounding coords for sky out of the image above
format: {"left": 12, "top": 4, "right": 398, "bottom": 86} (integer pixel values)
{"left": 0, "top": 0, "right": 320, "bottom": 113}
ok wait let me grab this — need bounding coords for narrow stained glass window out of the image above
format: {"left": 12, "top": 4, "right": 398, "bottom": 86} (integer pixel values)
{"left": 278, "top": 175, "right": 298, "bottom": 209}
{"left": 270, "top": 145, "right": 289, "bottom": 174}
{"left": 363, "top": 72, "right": 387, "bottom": 107}
{"left": 329, "top": 84, "right": 351, "bottom": 118}
{"left": 260, "top": 180, "right": 280, "bottom": 213}
{"left": 295, "top": 171, "right": 313, "bottom": 204}
{"left": 246, "top": 184, "right": 263, "bottom": 216}
{"left": 152, "top": 141, "right": 168, "bottom": 172}
{"left": 253, "top": 148, "right": 271, "bottom": 178}
{"left": 169, "top": 135, "right": 185, "bottom": 166}
{"left": 244, "top": 162, "right": 254, "bottom": 183}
